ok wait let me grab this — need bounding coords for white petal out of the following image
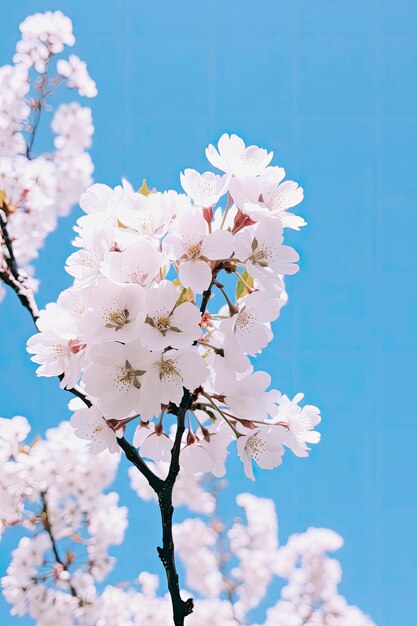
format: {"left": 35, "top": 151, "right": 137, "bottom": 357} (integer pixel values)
{"left": 179, "top": 259, "right": 212, "bottom": 293}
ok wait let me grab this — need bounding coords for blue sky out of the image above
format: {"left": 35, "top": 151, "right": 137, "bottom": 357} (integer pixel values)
{"left": 1, "top": 1, "right": 417, "bottom": 624}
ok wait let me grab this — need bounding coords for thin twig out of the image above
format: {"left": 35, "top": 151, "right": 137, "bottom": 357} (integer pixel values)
{"left": 118, "top": 436, "right": 164, "bottom": 492}
{"left": 26, "top": 60, "right": 50, "bottom": 159}
{"left": 40, "top": 493, "right": 77, "bottom": 598}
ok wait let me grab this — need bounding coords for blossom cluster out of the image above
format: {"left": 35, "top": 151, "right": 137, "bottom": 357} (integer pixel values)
{"left": 0, "top": 416, "right": 375, "bottom": 626}
{"left": 0, "top": 416, "right": 125, "bottom": 624}
{"left": 0, "top": 11, "right": 96, "bottom": 300}
{"left": 27, "top": 133, "right": 321, "bottom": 480}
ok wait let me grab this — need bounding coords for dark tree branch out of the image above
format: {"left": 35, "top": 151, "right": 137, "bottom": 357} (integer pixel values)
{"left": 151, "top": 275, "right": 220, "bottom": 625}
{"left": 156, "top": 389, "right": 194, "bottom": 625}
{"left": 0, "top": 206, "right": 40, "bottom": 321}
{"left": 118, "top": 436, "right": 164, "bottom": 492}
{"left": 0, "top": 207, "right": 19, "bottom": 279}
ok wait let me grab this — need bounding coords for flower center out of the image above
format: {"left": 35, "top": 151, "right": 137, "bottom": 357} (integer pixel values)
{"left": 68, "top": 339, "right": 86, "bottom": 354}
{"left": 159, "top": 359, "right": 179, "bottom": 381}
{"left": 186, "top": 241, "right": 202, "bottom": 260}
{"left": 155, "top": 315, "right": 171, "bottom": 333}
{"left": 116, "top": 360, "right": 145, "bottom": 390}
{"left": 105, "top": 307, "right": 130, "bottom": 331}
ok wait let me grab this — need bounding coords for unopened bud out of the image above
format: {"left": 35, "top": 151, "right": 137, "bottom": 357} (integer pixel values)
{"left": 202, "top": 206, "right": 213, "bottom": 223}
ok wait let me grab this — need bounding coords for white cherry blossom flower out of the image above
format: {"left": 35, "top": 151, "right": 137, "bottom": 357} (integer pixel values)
{"left": 220, "top": 290, "right": 281, "bottom": 355}
{"left": 82, "top": 341, "right": 153, "bottom": 418}
{"left": 163, "top": 210, "right": 233, "bottom": 293}
{"left": 237, "top": 425, "right": 286, "bottom": 480}
{"left": 234, "top": 219, "right": 299, "bottom": 288}
{"left": 180, "top": 169, "right": 231, "bottom": 207}
{"left": 79, "top": 183, "right": 123, "bottom": 217}
{"left": 140, "top": 348, "right": 209, "bottom": 419}
{"left": 0, "top": 416, "right": 30, "bottom": 460}
{"left": 223, "top": 371, "right": 280, "bottom": 421}
{"left": 117, "top": 192, "right": 174, "bottom": 239}
{"left": 229, "top": 168, "right": 285, "bottom": 208}
{"left": 230, "top": 171, "right": 306, "bottom": 230}
{"left": 102, "top": 239, "right": 162, "bottom": 287}
{"left": 133, "top": 422, "right": 173, "bottom": 461}
{"left": 140, "top": 280, "right": 201, "bottom": 350}
{"left": 35, "top": 287, "right": 89, "bottom": 338}
{"left": 79, "top": 279, "right": 146, "bottom": 343}
{"left": 27, "top": 331, "right": 86, "bottom": 389}
{"left": 70, "top": 406, "right": 118, "bottom": 454}
{"left": 66, "top": 231, "right": 113, "bottom": 288}
{"left": 206, "top": 134, "right": 273, "bottom": 177}
{"left": 244, "top": 180, "right": 305, "bottom": 229}
{"left": 273, "top": 393, "right": 321, "bottom": 457}
{"left": 180, "top": 422, "right": 233, "bottom": 477}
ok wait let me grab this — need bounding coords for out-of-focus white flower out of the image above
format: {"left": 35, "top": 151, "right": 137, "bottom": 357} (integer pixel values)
{"left": 57, "top": 55, "right": 97, "bottom": 97}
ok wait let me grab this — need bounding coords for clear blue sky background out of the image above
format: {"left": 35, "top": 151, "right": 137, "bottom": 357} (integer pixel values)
{"left": 1, "top": 1, "right": 416, "bottom": 625}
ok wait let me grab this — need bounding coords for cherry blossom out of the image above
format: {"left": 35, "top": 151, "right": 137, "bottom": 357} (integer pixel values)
{"left": 118, "top": 190, "right": 188, "bottom": 239}
{"left": 220, "top": 290, "right": 281, "bottom": 355}
{"left": 82, "top": 340, "right": 153, "bottom": 417}
{"left": 26, "top": 330, "right": 86, "bottom": 389}
{"left": 70, "top": 405, "right": 119, "bottom": 454}
{"left": 79, "top": 279, "right": 147, "bottom": 343}
{"left": 179, "top": 422, "right": 233, "bottom": 477}
{"left": 140, "top": 280, "right": 202, "bottom": 350}
{"left": 237, "top": 425, "right": 286, "bottom": 480}
{"left": 102, "top": 238, "right": 162, "bottom": 286}
{"left": 140, "top": 348, "right": 209, "bottom": 418}
{"left": 163, "top": 209, "right": 234, "bottom": 292}
{"left": 222, "top": 370, "right": 280, "bottom": 421}
{"left": 57, "top": 54, "right": 97, "bottom": 98}
{"left": 180, "top": 169, "right": 231, "bottom": 207}
{"left": 230, "top": 170, "right": 306, "bottom": 230}
{"left": 0, "top": 13, "right": 378, "bottom": 624}
{"left": 273, "top": 393, "right": 322, "bottom": 458}
{"left": 234, "top": 218, "right": 299, "bottom": 288}
{"left": 206, "top": 133, "right": 273, "bottom": 177}
{"left": 0, "top": 418, "right": 374, "bottom": 626}
{"left": 133, "top": 421, "right": 174, "bottom": 461}
{"left": 0, "top": 11, "right": 95, "bottom": 303}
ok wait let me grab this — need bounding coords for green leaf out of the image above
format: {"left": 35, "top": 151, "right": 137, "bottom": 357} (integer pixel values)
{"left": 235, "top": 269, "right": 254, "bottom": 300}
{"left": 173, "top": 278, "right": 195, "bottom": 305}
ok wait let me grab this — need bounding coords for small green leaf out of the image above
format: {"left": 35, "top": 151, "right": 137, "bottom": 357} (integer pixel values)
{"left": 173, "top": 279, "right": 195, "bottom": 306}
{"left": 235, "top": 269, "right": 254, "bottom": 300}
